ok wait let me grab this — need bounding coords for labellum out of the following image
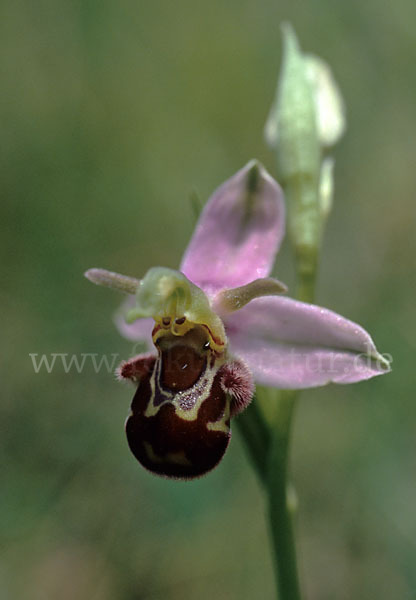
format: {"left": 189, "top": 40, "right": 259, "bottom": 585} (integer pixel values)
{"left": 119, "top": 324, "right": 254, "bottom": 479}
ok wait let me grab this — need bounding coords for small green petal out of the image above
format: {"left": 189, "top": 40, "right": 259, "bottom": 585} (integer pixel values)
{"left": 214, "top": 278, "right": 288, "bottom": 314}
{"left": 84, "top": 268, "right": 140, "bottom": 294}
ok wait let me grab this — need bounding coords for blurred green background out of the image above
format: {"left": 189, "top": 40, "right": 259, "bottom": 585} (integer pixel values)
{"left": 1, "top": 0, "right": 415, "bottom": 598}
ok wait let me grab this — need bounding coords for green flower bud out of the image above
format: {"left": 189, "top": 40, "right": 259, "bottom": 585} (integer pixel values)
{"left": 265, "top": 23, "right": 346, "bottom": 285}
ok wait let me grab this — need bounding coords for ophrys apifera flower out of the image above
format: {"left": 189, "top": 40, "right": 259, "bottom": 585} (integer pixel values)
{"left": 85, "top": 161, "right": 389, "bottom": 479}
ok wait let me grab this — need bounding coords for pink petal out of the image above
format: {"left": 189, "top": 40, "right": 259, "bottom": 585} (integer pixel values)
{"left": 114, "top": 297, "right": 154, "bottom": 346}
{"left": 180, "top": 161, "right": 285, "bottom": 293}
{"left": 225, "top": 297, "right": 390, "bottom": 388}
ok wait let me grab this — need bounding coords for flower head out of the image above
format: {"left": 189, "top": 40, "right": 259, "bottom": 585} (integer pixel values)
{"left": 85, "top": 161, "right": 389, "bottom": 479}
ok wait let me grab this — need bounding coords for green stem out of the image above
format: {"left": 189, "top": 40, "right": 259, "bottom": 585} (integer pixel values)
{"left": 235, "top": 395, "right": 271, "bottom": 486}
{"left": 267, "top": 391, "right": 301, "bottom": 600}
{"left": 235, "top": 218, "right": 319, "bottom": 599}
{"left": 295, "top": 250, "right": 317, "bottom": 303}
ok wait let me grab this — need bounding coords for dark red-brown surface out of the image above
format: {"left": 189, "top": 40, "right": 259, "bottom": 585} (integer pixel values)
{"left": 125, "top": 350, "right": 231, "bottom": 479}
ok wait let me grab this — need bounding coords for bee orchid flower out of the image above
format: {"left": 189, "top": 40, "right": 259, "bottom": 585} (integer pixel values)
{"left": 85, "top": 161, "right": 389, "bottom": 479}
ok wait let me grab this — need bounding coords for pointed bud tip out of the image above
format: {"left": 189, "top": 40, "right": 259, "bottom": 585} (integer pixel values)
{"left": 280, "top": 22, "right": 297, "bottom": 41}
{"left": 280, "top": 22, "right": 301, "bottom": 57}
